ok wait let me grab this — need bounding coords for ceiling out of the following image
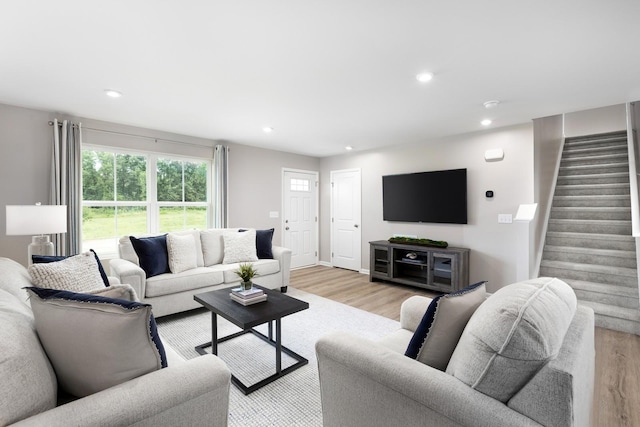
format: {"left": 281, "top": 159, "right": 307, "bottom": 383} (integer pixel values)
{"left": 2, "top": 1, "right": 640, "bottom": 157}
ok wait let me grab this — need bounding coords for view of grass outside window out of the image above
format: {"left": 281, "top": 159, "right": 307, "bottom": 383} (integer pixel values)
{"left": 82, "top": 148, "right": 210, "bottom": 256}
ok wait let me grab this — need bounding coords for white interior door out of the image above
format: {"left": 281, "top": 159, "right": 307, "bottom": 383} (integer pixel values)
{"left": 283, "top": 170, "right": 318, "bottom": 269}
{"left": 331, "top": 169, "right": 361, "bottom": 271}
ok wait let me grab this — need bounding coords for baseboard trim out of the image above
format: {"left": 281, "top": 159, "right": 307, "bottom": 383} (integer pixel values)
{"left": 318, "top": 261, "right": 332, "bottom": 267}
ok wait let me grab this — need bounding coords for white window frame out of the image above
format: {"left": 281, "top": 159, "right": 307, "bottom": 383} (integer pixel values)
{"left": 82, "top": 145, "right": 212, "bottom": 256}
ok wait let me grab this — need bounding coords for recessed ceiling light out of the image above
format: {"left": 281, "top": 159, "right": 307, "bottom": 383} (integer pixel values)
{"left": 345, "top": 146, "right": 353, "bottom": 151}
{"left": 104, "top": 89, "right": 122, "bottom": 98}
{"left": 416, "top": 72, "right": 434, "bottom": 83}
{"left": 262, "top": 127, "right": 274, "bottom": 133}
{"left": 483, "top": 100, "right": 500, "bottom": 109}
{"left": 481, "top": 119, "right": 492, "bottom": 126}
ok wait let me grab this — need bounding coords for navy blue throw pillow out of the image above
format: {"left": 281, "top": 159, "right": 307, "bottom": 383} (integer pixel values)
{"left": 32, "top": 249, "right": 110, "bottom": 287}
{"left": 26, "top": 286, "right": 167, "bottom": 369}
{"left": 129, "top": 235, "right": 170, "bottom": 278}
{"left": 239, "top": 228, "right": 274, "bottom": 259}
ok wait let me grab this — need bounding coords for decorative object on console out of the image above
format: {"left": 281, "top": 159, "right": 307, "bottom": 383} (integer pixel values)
{"left": 25, "top": 287, "right": 167, "bottom": 397}
{"left": 5, "top": 204, "right": 67, "bottom": 265}
{"left": 234, "top": 262, "right": 259, "bottom": 290}
{"left": 388, "top": 236, "right": 448, "bottom": 248}
{"left": 405, "top": 281, "right": 486, "bottom": 371}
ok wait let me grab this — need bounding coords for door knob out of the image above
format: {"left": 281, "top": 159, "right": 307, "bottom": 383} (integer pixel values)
{"left": 354, "top": 224, "right": 359, "bottom": 228}
{"left": 285, "top": 226, "right": 290, "bottom": 230}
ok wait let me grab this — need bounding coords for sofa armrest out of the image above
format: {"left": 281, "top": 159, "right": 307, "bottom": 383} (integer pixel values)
{"left": 109, "top": 258, "right": 147, "bottom": 300}
{"left": 13, "top": 355, "right": 231, "bottom": 427}
{"left": 399, "top": 295, "right": 432, "bottom": 332}
{"left": 316, "top": 332, "right": 539, "bottom": 427}
{"left": 272, "top": 246, "right": 292, "bottom": 286}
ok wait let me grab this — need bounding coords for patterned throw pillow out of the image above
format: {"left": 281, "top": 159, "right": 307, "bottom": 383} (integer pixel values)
{"left": 26, "top": 287, "right": 167, "bottom": 397}
{"left": 28, "top": 252, "right": 106, "bottom": 293}
{"left": 32, "top": 249, "right": 110, "bottom": 287}
{"left": 405, "top": 281, "right": 486, "bottom": 371}
{"left": 222, "top": 229, "right": 259, "bottom": 264}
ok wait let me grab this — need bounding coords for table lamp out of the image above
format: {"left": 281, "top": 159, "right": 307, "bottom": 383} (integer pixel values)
{"left": 6, "top": 204, "right": 67, "bottom": 264}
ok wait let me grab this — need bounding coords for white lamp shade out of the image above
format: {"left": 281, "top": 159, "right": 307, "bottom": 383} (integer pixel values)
{"left": 6, "top": 205, "right": 67, "bottom": 235}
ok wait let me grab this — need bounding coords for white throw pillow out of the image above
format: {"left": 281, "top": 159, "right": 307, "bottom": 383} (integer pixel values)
{"left": 167, "top": 233, "right": 198, "bottom": 274}
{"left": 201, "top": 229, "right": 226, "bottom": 266}
{"left": 28, "top": 252, "right": 105, "bottom": 293}
{"left": 223, "top": 230, "right": 258, "bottom": 264}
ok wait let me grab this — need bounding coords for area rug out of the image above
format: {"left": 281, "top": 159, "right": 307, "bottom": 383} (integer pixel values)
{"left": 156, "top": 287, "right": 401, "bottom": 427}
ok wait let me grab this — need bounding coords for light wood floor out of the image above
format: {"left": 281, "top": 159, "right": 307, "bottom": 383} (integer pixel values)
{"left": 291, "top": 265, "right": 640, "bottom": 427}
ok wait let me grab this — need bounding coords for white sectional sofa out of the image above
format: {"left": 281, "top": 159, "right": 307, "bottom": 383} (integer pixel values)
{"left": 110, "top": 228, "right": 292, "bottom": 317}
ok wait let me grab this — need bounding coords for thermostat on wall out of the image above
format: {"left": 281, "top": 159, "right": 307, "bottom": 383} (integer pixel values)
{"left": 485, "top": 190, "right": 494, "bottom": 198}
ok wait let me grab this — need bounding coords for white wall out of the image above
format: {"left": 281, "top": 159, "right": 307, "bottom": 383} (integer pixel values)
{"left": 0, "top": 104, "right": 57, "bottom": 264}
{"left": 564, "top": 104, "right": 627, "bottom": 137}
{"left": 319, "top": 123, "right": 535, "bottom": 292}
{"left": 533, "top": 114, "right": 564, "bottom": 273}
{"left": 226, "top": 142, "right": 320, "bottom": 245}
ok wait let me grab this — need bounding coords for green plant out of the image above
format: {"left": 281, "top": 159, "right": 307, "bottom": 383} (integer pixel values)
{"left": 234, "top": 263, "right": 258, "bottom": 283}
{"left": 388, "top": 236, "right": 449, "bottom": 248}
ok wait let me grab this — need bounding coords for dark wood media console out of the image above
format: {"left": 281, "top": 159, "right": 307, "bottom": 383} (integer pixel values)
{"left": 369, "top": 240, "right": 470, "bottom": 293}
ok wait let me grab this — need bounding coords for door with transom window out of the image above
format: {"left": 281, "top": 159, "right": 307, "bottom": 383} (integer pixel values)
{"left": 282, "top": 169, "right": 318, "bottom": 269}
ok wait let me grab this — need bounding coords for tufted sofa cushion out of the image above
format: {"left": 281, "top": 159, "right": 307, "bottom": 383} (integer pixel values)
{"left": 446, "top": 277, "right": 577, "bottom": 402}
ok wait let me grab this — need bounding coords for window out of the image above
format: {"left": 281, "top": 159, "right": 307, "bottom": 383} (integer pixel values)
{"left": 82, "top": 147, "right": 210, "bottom": 256}
{"left": 290, "top": 178, "right": 310, "bottom": 192}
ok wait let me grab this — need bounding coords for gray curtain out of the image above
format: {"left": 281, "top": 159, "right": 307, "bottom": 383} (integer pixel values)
{"left": 213, "top": 145, "right": 229, "bottom": 228}
{"left": 51, "top": 119, "right": 82, "bottom": 255}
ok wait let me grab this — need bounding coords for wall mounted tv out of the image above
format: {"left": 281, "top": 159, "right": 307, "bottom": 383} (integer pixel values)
{"left": 382, "top": 168, "right": 467, "bottom": 224}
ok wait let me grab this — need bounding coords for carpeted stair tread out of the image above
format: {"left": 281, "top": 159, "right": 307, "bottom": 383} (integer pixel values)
{"left": 554, "top": 183, "right": 630, "bottom": 196}
{"left": 563, "top": 279, "right": 639, "bottom": 299}
{"left": 552, "top": 194, "right": 630, "bottom": 208}
{"left": 559, "top": 162, "right": 629, "bottom": 173}
{"left": 540, "top": 260, "right": 637, "bottom": 278}
{"left": 578, "top": 301, "right": 640, "bottom": 322}
{"left": 545, "top": 231, "right": 636, "bottom": 251}
{"left": 562, "top": 145, "right": 628, "bottom": 156}
{"left": 550, "top": 207, "right": 631, "bottom": 221}
{"left": 556, "top": 172, "right": 629, "bottom": 185}
{"left": 543, "top": 245, "right": 636, "bottom": 259}
{"left": 560, "top": 153, "right": 629, "bottom": 165}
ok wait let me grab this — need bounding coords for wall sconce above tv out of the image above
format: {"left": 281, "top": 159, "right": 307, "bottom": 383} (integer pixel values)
{"left": 382, "top": 168, "right": 467, "bottom": 224}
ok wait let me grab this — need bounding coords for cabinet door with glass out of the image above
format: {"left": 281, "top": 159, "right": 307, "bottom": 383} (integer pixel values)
{"left": 430, "top": 252, "right": 458, "bottom": 291}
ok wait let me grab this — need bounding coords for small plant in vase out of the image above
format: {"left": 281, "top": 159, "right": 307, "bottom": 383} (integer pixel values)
{"left": 234, "top": 263, "right": 258, "bottom": 290}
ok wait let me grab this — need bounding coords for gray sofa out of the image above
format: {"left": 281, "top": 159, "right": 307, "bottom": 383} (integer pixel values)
{"left": 0, "top": 257, "right": 231, "bottom": 427}
{"left": 110, "top": 228, "right": 292, "bottom": 317}
{"left": 316, "top": 278, "right": 596, "bottom": 427}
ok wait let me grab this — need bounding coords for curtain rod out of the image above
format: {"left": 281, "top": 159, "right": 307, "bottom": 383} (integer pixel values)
{"left": 48, "top": 120, "right": 216, "bottom": 149}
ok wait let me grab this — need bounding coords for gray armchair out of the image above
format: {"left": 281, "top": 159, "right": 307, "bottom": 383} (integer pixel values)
{"left": 316, "top": 290, "right": 595, "bottom": 427}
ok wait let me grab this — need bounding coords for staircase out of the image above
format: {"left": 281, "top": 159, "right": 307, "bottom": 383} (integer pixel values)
{"left": 539, "top": 131, "right": 640, "bottom": 335}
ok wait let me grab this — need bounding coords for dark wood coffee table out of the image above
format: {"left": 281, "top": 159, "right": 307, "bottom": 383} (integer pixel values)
{"left": 193, "top": 285, "right": 309, "bottom": 394}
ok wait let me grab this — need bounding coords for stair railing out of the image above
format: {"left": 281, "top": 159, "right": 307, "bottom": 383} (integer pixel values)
{"left": 626, "top": 103, "right": 640, "bottom": 237}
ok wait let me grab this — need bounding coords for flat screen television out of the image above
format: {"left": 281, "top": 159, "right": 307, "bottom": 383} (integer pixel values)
{"left": 382, "top": 168, "right": 467, "bottom": 224}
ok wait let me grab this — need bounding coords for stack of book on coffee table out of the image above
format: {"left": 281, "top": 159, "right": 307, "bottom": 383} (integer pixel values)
{"left": 230, "top": 287, "right": 268, "bottom": 306}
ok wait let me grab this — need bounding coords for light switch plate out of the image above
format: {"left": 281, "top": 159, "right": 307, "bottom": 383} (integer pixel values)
{"left": 498, "top": 214, "right": 513, "bottom": 224}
